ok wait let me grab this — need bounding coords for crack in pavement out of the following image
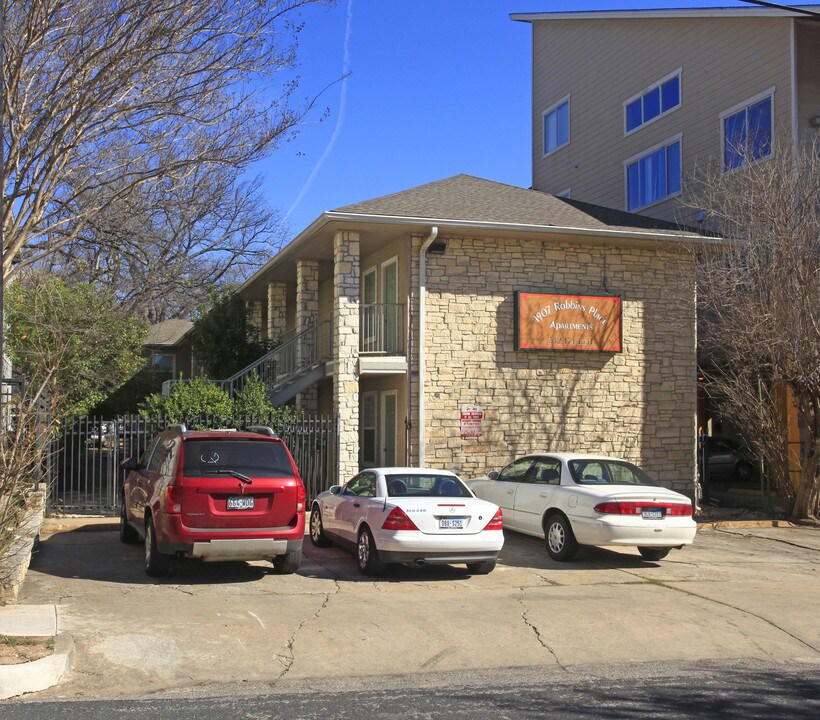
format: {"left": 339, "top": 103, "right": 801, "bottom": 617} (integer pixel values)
{"left": 715, "top": 528, "right": 820, "bottom": 555}
{"left": 517, "top": 587, "right": 567, "bottom": 671}
{"left": 273, "top": 578, "right": 342, "bottom": 683}
{"left": 614, "top": 572, "right": 820, "bottom": 656}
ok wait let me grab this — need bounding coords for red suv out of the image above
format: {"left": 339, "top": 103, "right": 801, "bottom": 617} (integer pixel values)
{"left": 120, "top": 425, "right": 305, "bottom": 577}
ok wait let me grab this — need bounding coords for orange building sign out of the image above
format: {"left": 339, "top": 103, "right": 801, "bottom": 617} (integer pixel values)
{"left": 515, "top": 292, "right": 622, "bottom": 352}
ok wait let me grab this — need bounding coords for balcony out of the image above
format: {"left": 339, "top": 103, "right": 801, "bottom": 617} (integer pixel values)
{"left": 359, "top": 303, "right": 407, "bottom": 374}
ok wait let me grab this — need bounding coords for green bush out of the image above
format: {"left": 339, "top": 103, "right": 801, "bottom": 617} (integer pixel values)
{"left": 140, "top": 377, "right": 233, "bottom": 424}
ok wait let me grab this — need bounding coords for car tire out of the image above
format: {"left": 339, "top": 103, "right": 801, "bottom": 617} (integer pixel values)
{"left": 357, "top": 527, "right": 384, "bottom": 576}
{"left": 545, "top": 514, "right": 578, "bottom": 562}
{"left": 119, "top": 500, "right": 139, "bottom": 544}
{"left": 309, "top": 505, "right": 332, "bottom": 547}
{"left": 144, "top": 517, "right": 172, "bottom": 577}
{"left": 273, "top": 548, "right": 302, "bottom": 574}
{"left": 735, "top": 461, "right": 753, "bottom": 483}
{"left": 466, "top": 559, "right": 496, "bottom": 575}
{"left": 638, "top": 547, "right": 671, "bottom": 561}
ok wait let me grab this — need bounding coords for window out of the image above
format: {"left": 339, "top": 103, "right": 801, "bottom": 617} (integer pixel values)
{"left": 721, "top": 92, "right": 773, "bottom": 171}
{"left": 150, "top": 352, "right": 174, "bottom": 374}
{"left": 625, "top": 137, "right": 682, "bottom": 211}
{"left": 543, "top": 97, "right": 570, "bottom": 156}
{"left": 344, "top": 472, "right": 377, "bottom": 498}
{"left": 625, "top": 72, "right": 681, "bottom": 134}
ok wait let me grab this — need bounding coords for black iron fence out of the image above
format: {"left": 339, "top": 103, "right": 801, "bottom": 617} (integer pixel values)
{"left": 47, "top": 413, "right": 337, "bottom": 516}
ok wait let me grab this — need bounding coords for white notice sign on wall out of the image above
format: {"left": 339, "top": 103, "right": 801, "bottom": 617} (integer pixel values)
{"left": 460, "top": 405, "right": 484, "bottom": 438}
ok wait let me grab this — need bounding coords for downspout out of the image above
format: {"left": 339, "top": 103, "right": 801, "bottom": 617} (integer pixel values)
{"left": 418, "top": 226, "right": 438, "bottom": 467}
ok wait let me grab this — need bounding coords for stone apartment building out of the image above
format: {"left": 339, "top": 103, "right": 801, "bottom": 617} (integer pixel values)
{"left": 237, "top": 175, "right": 705, "bottom": 494}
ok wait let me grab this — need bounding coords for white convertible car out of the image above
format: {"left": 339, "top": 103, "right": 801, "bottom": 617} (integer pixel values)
{"left": 310, "top": 467, "right": 504, "bottom": 575}
{"left": 468, "top": 453, "right": 696, "bottom": 561}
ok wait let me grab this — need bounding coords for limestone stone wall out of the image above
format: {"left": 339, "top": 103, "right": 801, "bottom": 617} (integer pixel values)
{"left": 414, "top": 234, "right": 697, "bottom": 494}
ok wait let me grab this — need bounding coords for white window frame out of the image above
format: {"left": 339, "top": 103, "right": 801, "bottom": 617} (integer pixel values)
{"left": 361, "top": 266, "right": 378, "bottom": 351}
{"left": 623, "top": 68, "right": 682, "bottom": 136}
{"left": 150, "top": 351, "right": 176, "bottom": 375}
{"left": 623, "top": 133, "right": 684, "bottom": 213}
{"left": 542, "top": 94, "right": 571, "bottom": 157}
{"left": 719, "top": 88, "right": 775, "bottom": 173}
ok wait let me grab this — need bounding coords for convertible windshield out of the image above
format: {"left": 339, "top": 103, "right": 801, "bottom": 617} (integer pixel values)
{"left": 182, "top": 440, "right": 295, "bottom": 479}
{"left": 385, "top": 474, "right": 471, "bottom": 498}
{"left": 568, "top": 459, "right": 657, "bottom": 486}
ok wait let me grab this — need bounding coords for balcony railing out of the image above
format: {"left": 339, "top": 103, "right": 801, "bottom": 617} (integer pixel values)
{"left": 360, "top": 303, "right": 405, "bottom": 355}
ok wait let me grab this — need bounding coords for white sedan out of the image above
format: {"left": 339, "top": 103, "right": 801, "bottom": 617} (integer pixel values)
{"left": 468, "top": 453, "right": 696, "bottom": 561}
{"left": 310, "top": 468, "right": 504, "bottom": 575}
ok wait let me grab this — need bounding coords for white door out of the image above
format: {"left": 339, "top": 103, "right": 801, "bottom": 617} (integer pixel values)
{"left": 380, "top": 391, "right": 397, "bottom": 467}
{"left": 362, "top": 268, "right": 377, "bottom": 352}
{"left": 513, "top": 457, "right": 561, "bottom": 534}
{"left": 361, "top": 391, "right": 378, "bottom": 468}
{"left": 381, "top": 258, "right": 398, "bottom": 353}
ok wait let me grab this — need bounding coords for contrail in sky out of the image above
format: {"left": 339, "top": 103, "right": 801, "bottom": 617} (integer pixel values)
{"left": 286, "top": 0, "right": 353, "bottom": 221}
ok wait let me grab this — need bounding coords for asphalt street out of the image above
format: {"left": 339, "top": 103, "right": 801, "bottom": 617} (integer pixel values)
{"left": 10, "top": 522, "right": 820, "bottom": 709}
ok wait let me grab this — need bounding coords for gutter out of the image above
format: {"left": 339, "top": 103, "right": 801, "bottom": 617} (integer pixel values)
{"left": 418, "top": 226, "right": 438, "bottom": 468}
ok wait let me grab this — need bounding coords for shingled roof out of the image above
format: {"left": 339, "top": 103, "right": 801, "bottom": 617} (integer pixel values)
{"left": 332, "top": 174, "right": 694, "bottom": 236}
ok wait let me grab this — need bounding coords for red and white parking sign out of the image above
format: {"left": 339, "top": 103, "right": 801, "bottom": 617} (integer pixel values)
{"left": 460, "top": 405, "right": 484, "bottom": 438}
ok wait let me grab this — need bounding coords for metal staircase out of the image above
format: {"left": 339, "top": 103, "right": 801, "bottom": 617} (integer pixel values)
{"left": 222, "top": 319, "right": 332, "bottom": 405}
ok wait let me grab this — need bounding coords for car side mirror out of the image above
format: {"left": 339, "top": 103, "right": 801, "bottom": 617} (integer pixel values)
{"left": 488, "top": 471, "right": 500, "bottom": 480}
{"left": 120, "top": 457, "right": 142, "bottom": 472}
{"left": 329, "top": 485, "right": 342, "bottom": 495}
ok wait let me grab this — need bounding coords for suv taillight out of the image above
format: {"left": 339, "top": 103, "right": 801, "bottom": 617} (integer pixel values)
{"left": 296, "top": 483, "right": 306, "bottom": 513}
{"left": 165, "top": 485, "right": 183, "bottom": 514}
{"left": 483, "top": 508, "right": 503, "bottom": 530}
{"left": 382, "top": 507, "right": 419, "bottom": 531}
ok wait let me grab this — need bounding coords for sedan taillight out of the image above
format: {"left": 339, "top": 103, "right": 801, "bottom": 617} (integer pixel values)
{"left": 382, "top": 507, "right": 419, "bottom": 531}
{"left": 594, "top": 501, "right": 692, "bottom": 516}
{"left": 483, "top": 508, "right": 503, "bottom": 530}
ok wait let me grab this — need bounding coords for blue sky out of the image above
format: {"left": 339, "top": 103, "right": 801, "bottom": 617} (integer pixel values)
{"left": 253, "top": 1, "right": 759, "bottom": 240}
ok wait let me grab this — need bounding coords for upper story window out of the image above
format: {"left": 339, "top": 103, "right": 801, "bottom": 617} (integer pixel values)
{"left": 720, "top": 90, "right": 773, "bottom": 171}
{"left": 625, "top": 71, "right": 681, "bottom": 134}
{"left": 150, "top": 352, "right": 175, "bottom": 374}
{"left": 543, "top": 96, "right": 570, "bottom": 156}
{"left": 625, "top": 136, "right": 682, "bottom": 212}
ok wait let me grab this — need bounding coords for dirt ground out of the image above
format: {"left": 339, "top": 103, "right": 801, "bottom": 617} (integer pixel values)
{"left": 0, "top": 635, "right": 54, "bottom": 665}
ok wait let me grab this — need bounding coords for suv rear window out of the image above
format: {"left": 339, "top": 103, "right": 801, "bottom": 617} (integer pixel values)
{"left": 182, "top": 439, "right": 296, "bottom": 479}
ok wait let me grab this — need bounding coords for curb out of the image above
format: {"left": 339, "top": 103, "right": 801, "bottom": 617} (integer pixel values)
{"left": 42, "top": 518, "right": 119, "bottom": 535}
{"left": 0, "top": 633, "right": 74, "bottom": 700}
{"left": 696, "top": 519, "right": 797, "bottom": 530}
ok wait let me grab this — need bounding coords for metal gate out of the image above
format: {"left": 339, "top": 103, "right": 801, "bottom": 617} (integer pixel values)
{"left": 47, "top": 413, "right": 337, "bottom": 516}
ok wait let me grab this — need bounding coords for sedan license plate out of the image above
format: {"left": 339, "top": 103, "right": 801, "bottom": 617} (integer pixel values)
{"left": 227, "top": 496, "right": 254, "bottom": 510}
{"left": 641, "top": 507, "right": 663, "bottom": 519}
{"left": 439, "top": 517, "right": 465, "bottom": 530}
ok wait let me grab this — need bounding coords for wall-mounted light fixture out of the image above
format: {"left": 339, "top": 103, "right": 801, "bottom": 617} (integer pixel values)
{"left": 428, "top": 240, "right": 447, "bottom": 254}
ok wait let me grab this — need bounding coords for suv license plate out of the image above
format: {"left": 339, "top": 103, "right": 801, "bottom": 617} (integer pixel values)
{"left": 227, "top": 496, "right": 254, "bottom": 510}
{"left": 642, "top": 508, "right": 663, "bottom": 519}
{"left": 439, "top": 518, "right": 464, "bottom": 529}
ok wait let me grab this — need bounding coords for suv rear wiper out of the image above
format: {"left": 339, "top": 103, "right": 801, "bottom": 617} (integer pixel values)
{"left": 200, "top": 469, "right": 253, "bottom": 485}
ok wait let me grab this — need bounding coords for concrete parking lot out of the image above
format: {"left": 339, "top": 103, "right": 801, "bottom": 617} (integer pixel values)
{"left": 17, "top": 523, "right": 820, "bottom": 700}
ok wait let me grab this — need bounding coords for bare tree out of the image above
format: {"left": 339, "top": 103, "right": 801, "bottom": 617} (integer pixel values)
{"left": 686, "top": 137, "right": 820, "bottom": 521}
{"left": 2, "top": 0, "right": 328, "bottom": 281}
{"left": 45, "top": 167, "right": 288, "bottom": 321}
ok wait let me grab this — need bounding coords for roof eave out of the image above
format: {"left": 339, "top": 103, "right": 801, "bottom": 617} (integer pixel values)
{"left": 510, "top": 8, "right": 812, "bottom": 23}
{"left": 323, "top": 210, "right": 710, "bottom": 244}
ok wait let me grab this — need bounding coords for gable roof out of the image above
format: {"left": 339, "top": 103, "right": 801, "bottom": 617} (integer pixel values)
{"left": 331, "top": 174, "right": 694, "bottom": 236}
{"left": 145, "top": 319, "right": 193, "bottom": 347}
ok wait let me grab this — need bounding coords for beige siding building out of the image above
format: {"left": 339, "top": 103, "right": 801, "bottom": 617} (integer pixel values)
{"left": 513, "top": 6, "right": 820, "bottom": 225}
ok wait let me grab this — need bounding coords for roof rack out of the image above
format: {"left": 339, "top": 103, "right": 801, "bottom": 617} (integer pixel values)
{"left": 246, "top": 425, "right": 279, "bottom": 438}
{"left": 168, "top": 423, "right": 187, "bottom": 433}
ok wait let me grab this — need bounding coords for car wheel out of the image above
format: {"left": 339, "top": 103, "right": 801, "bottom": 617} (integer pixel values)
{"left": 273, "top": 548, "right": 302, "bottom": 574}
{"left": 638, "top": 547, "right": 671, "bottom": 561}
{"left": 735, "top": 461, "right": 753, "bottom": 483}
{"left": 144, "top": 517, "right": 172, "bottom": 577}
{"left": 357, "top": 527, "right": 384, "bottom": 576}
{"left": 309, "top": 505, "right": 331, "bottom": 547}
{"left": 545, "top": 514, "right": 578, "bottom": 562}
{"left": 119, "top": 499, "right": 139, "bottom": 544}
{"left": 466, "top": 559, "right": 496, "bottom": 575}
